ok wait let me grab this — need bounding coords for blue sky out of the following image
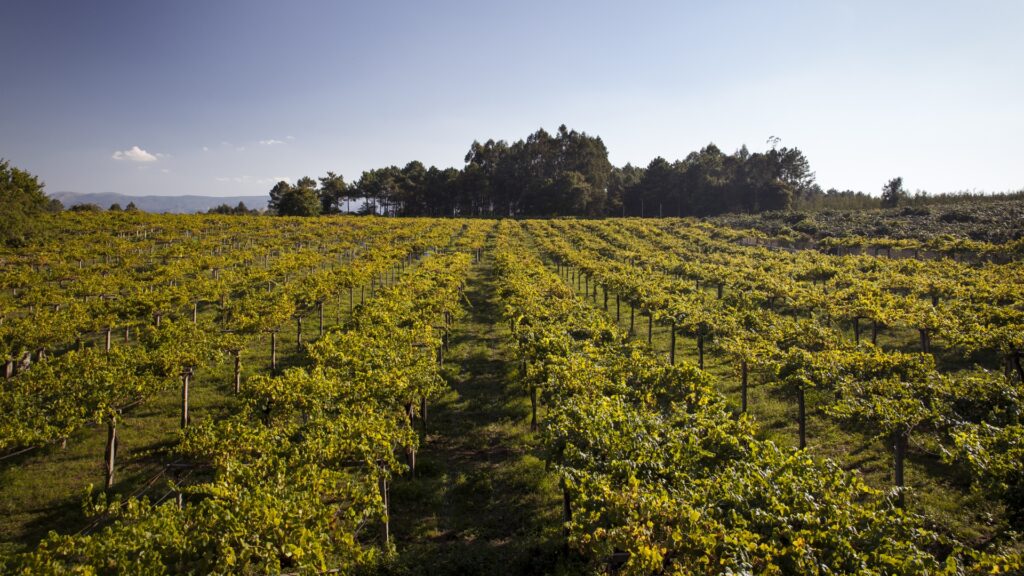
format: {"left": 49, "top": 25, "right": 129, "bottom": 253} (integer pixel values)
{"left": 1, "top": 0, "right": 1021, "bottom": 197}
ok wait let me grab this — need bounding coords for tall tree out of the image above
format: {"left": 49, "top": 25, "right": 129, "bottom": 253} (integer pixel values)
{"left": 630, "top": 157, "right": 674, "bottom": 217}
{"left": 268, "top": 180, "right": 293, "bottom": 213}
{"left": 607, "top": 163, "right": 645, "bottom": 217}
{"left": 397, "top": 161, "right": 427, "bottom": 215}
{"left": 318, "top": 172, "right": 347, "bottom": 214}
{"left": 269, "top": 178, "right": 320, "bottom": 216}
{"left": 881, "top": 177, "right": 907, "bottom": 207}
{"left": 0, "top": 159, "right": 49, "bottom": 246}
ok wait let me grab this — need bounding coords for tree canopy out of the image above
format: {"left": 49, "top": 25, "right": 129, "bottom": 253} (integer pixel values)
{"left": 882, "top": 177, "right": 909, "bottom": 207}
{"left": 1, "top": 159, "right": 52, "bottom": 246}
{"left": 266, "top": 127, "right": 837, "bottom": 218}
{"left": 268, "top": 179, "right": 321, "bottom": 216}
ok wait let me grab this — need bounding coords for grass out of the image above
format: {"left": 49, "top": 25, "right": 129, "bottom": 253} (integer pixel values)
{"left": 384, "top": 253, "right": 568, "bottom": 575}
{"left": 1, "top": 253, "right": 573, "bottom": 572}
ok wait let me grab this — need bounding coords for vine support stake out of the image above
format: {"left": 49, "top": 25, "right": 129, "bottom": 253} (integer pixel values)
{"left": 104, "top": 414, "right": 118, "bottom": 489}
{"left": 669, "top": 322, "right": 676, "bottom": 365}
{"left": 271, "top": 331, "right": 278, "bottom": 372}
{"left": 741, "top": 360, "right": 748, "bottom": 413}
{"left": 180, "top": 367, "right": 193, "bottom": 429}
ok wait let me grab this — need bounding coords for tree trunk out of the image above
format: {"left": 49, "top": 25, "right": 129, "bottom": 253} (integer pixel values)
{"left": 193, "top": 302, "right": 198, "bottom": 324}
{"left": 629, "top": 304, "right": 635, "bottom": 336}
{"left": 615, "top": 294, "right": 620, "bottom": 322}
{"left": 125, "top": 326, "right": 130, "bottom": 342}
{"left": 602, "top": 286, "right": 608, "bottom": 311}
{"left": 104, "top": 415, "right": 118, "bottom": 489}
{"left": 105, "top": 328, "right": 112, "bottom": 353}
{"left": 853, "top": 317, "right": 860, "bottom": 343}
{"left": 717, "top": 283, "right": 723, "bottom": 299}
{"left": 872, "top": 320, "right": 879, "bottom": 345}
{"left": 296, "top": 316, "right": 303, "bottom": 350}
{"left": 919, "top": 328, "right": 930, "bottom": 354}
{"left": 319, "top": 301, "right": 325, "bottom": 336}
{"left": 647, "top": 313, "right": 653, "bottom": 345}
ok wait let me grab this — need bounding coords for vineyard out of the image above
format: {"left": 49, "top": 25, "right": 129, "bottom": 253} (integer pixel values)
{"left": 1, "top": 212, "right": 1022, "bottom": 574}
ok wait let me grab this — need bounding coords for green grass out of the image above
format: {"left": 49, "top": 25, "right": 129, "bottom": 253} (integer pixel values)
{"left": 384, "top": 254, "right": 570, "bottom": 575}
{"left": 1, "top": 251, "right": 569, "bottom": 573}
{"left": 0, "top": 356, "right": 234, "bottom": 556}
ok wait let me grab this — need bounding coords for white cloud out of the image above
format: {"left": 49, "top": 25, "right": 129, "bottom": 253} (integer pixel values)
{"left": 112, "top": 145, "right": 159, "bottom": 162}
{"left": 202, "top": 146, "right": 210, "bottom": 152}
{"left": 259, "top": 139, "right": 286, "bottom": 146}
{"left": 160, "top": 168, "right": 171, "bottom": 174}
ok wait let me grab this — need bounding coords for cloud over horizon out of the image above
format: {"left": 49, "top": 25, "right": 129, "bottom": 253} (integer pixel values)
{"left": 112, "top": 146, "right": 160, "bottom": 162}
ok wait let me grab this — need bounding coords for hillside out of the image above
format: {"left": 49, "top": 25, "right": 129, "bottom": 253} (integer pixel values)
{"left": 49, "top": 191, "right": 267, "bottom": 214}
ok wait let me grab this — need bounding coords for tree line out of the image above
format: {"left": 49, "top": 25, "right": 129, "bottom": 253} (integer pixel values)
{"left": 268, "top": 126, "right": 839, "bottom": 217}
{"left": 1, "top": 159, "right": 61, "bottom": 246}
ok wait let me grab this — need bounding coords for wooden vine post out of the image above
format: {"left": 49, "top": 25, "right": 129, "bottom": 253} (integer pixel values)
{"left": 181, "top": 366, "right": 193, "bottom": 429}
{"left": 104, "top": 412, "right": 118, "bottom": 489}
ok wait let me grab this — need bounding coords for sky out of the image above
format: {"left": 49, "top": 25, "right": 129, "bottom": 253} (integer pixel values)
{"left": 1, "top": 0, "right": 1021, "bottom": 198}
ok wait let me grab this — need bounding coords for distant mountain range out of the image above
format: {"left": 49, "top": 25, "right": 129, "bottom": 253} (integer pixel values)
{"left": 49, "top": 192, "right": 269, "bottom": 214}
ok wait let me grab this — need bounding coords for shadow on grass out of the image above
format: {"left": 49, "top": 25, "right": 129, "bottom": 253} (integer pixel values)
{"left": 385, "top": 256, "right": 567, "bottom": 576}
